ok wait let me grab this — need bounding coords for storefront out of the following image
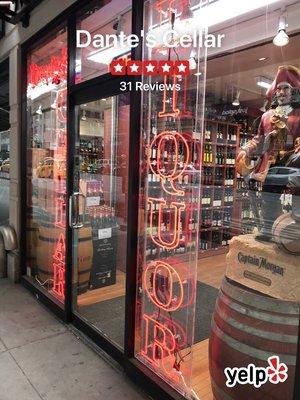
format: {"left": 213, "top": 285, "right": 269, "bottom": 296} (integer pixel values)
{"left": 8, "top": 0, "right": 300, "bottom": 399}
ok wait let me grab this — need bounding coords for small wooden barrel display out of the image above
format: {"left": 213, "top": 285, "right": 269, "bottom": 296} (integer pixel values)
{"left": 272, "top": 213, "right": 300, "bottom": 255}
{"left": 209, "top": 278, "right": 299, "bottom": 400}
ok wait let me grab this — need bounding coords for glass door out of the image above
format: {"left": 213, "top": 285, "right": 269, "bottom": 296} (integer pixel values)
{"left": 71, "top": 93, "right": 130, "bottom": 349}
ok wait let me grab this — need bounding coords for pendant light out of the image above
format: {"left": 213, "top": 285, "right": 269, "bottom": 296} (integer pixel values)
{"left": 81, "top": 110, "right": 87, "bottom": 121}
{"left": 189, "top": 49, "right": 197, "bottom": 70}
{"left": 36, "top": 105, "right": 43, "bottom": 115}
{"left": 273, "top": 12, "right": 289, "bottom": 47}
{"left": 232, "top": 91, "right": 240, "bottom": 107}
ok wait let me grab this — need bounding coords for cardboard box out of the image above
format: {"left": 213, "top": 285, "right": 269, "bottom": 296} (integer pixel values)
{"left": 226, "top": 233, "right": 300, "bottom": 301}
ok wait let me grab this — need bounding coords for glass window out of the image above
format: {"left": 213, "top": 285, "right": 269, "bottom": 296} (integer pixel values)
{"left": 136, "top": 1, "right": 300, "bottom": 400}
{"left": 75, "top": 0, "right": 132, "bottom": 83}
{"left": 72, "top": 94, "right": 130, "bottom": 350}
{"left": 196, "top": 5, "right": 300, "bottom": 400}
{"left": 25, "top": 27, "right": 68, "bottom": 306}
{"left": 135, "top": 0, "right": 206, "bottom": 395}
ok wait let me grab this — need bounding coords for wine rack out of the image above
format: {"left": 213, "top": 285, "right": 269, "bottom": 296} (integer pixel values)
{"left": 198, "top": 119, "right": 240, "bottom": 258}
{"left": 145, "top": 118, "right": 242, "bottom": 260}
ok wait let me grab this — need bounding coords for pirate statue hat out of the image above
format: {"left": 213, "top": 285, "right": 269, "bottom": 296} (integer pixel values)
{"left": 266, "top": 65, "right": 300, "bottom": 99}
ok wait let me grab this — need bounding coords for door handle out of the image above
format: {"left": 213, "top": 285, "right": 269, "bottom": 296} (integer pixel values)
{"left": 69, "top": 192, "right": 85, "bottom": 229}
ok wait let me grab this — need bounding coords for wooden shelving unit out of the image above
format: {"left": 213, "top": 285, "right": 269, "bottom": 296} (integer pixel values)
{"left": 197, "top": 119, "right": 240, "bottom": 258}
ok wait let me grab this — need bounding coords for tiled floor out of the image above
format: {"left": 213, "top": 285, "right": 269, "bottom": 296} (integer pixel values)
{"left": 0, "top": 279, "right": 148, "bottom": 400}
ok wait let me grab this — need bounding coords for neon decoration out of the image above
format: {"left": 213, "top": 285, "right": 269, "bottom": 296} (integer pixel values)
{"left": 158, "top": 75, "right": 180, "bottom": 117}
{"left": 148, "top": 197, "right": 185, "bottom": 249}
{"left": 28, "top": 48, "right": 67, "bottom": 88}
{"left": 138, "top": 0, "right": 203, "bottom": 394}
{"left": 141, "top": 314, "right": 178, "bottom": 377}
{"left": 148, "top": 130, "right": 190, "bottom": 196}
{"left": 144, "top": 261, "right": 184, "bottom": 311}
{"left": 56, "top": 88, "right": 67, "bottom": 124}
{"left": 51, "top": 83, "right": 67, "bottom": 300}
{"left": 55, "top": 198, "right": 66, "bottom": 228}
{"left": 154, "top": 0, "right": 176, "bottom": 24}
{"left": 52, "top": 233, "right": 66, "bottom": 298}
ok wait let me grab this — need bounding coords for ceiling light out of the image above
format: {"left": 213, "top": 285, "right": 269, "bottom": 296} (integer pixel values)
{"left": 36, "top": 105, "right": 43, "bottom": 115}
{"left": 194, "top": 72, "right": 202, "bottom": 77}
{"left": 87, "top": 45, "right": 131, "bottom": 65}
{"left": 273, "top": 29, "right": 289, "bottom": 47}
{"left": 232, "top": 91, "right": 240, "bottom": 107}
{"left": 258, "top": 57, "right": 268, "bottom": 61}
{"left": 81, "top": 110, "right": 87, "bottom": 121}
{"left": 256, "top": 77, "right": 272, "bottom": 89}
{"left": 273, "top": 14, "right": 289, "bottom": 47}
{"left": 114, "top": 14, "right": 126, "bottom": 36}
{"left": 189, "top": 49, "right": 197, "bottom": 70}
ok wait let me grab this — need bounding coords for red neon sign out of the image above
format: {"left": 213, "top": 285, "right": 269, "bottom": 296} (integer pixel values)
{"left": 139, "top": 2, "right": 199, "bottom": 389}
{"left": 141, "top": 314, "right": 178, "bottom": 378}
{"left": 148, "top": 131, "right": 190, "bottom": 196}
{"left": 55, "top": 198, "right": 66, "bottom": 228}
{"left": 28, "top": 48, "right": 67, "bottom": 88}
{"left": 52, "top": 233, "right": 65, "bottom": 298}
{"left": 144, "top": 261, "right": 184, "bottom": 311}
{"left": 148, "top": 197, "right": 185, "bottom": 249}
{"left": 56, "top": 88, "right": 67, "bottom": 124}
{"left": 158, "top": 75, "right": 180, "bottom": 118}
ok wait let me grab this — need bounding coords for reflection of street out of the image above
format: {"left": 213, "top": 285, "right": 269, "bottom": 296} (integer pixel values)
{"left": 0, "top": 177, "right": 9, "bottom": 224}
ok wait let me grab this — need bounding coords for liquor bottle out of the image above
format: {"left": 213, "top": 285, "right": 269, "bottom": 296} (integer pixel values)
{"left": 202, "top": 188, "right": 211, "bottom": 205}
{"left": 203, "top": 144, "right": 208, "bottom": 163}
{"left": 213, "top": 188, "right": 222, "bottom": 207}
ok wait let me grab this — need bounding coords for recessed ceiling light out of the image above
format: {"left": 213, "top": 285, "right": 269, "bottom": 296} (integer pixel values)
{"left": 256, "top": 76, "right": 272, "bottom": 89}
{"left": 258, "top": 57, "right": 268, "bottom": 61}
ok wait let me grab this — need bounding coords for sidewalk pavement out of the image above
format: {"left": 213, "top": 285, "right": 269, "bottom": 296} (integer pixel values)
{"left": 0, "top": 279, "right": 148, "bottom": 400}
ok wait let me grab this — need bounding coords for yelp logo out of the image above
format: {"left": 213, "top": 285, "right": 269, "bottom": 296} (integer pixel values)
{"left": 225, "top": 356, "right": 288, "bottom": 388}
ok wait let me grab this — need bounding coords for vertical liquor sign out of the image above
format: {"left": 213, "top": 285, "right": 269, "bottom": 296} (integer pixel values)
{"left": 136, "top": 0, "right": 206, "bottom": 397}
{"left": 51, "top": 87, "right": 67, "bottom": 300}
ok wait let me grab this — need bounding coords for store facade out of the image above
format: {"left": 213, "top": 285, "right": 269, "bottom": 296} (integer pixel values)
{"left": 1, "top": 0, "right": 300, "bottom": 399}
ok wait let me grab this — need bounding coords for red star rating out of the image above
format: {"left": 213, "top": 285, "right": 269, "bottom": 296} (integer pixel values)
{"left": 109, "top": 60, "right": 190, "bottom": 76}
{"left": 159, "top": 61, "right": 174, "bottom": 75}
{"left": 143, "top": 61, "right": 158, "bottom": 76}
{"left": 110, "top": 60, "right": 126, "bottom": 75}
{"left": 174, "top": 60, "right": 190, "bottom": 76}
{"left": 127, "top": 60, "right": 142, "bottom": 75}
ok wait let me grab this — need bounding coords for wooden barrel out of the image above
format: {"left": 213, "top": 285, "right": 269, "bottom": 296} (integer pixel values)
{"left": 36, "top": 212, "right": 93, "bottom": 293}
{"left": 272, "top": 213, "right": 300, "bottom": 255}
{"left": 209, "top": 277, "right": 299, "bottom": 400}
{"left": 77, "top": 223, "right": 93, "bottom": 294}
{"left": 36, "top": 211, "right": 64, "bottom": 288}
{"left": 26, "top": 207, "right": 39, "bottom": 260}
